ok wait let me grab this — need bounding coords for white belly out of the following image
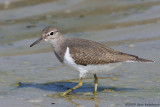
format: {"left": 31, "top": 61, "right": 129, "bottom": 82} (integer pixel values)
{"left": 64, "top": 47, "right": 121, "bottom": 78}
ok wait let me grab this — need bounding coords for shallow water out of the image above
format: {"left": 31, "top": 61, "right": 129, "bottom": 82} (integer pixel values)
{"left": 0, "top": 0, "right": 160, "bottom": 107}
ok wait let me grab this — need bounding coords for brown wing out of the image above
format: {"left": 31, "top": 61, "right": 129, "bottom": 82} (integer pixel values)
{"left": 65, "top": 38, "right": 144, "bottom": 66}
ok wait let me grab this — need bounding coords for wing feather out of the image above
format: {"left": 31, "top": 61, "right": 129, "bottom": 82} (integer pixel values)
{"left": 64, "top": 38, "right": 139, "bottom": 66}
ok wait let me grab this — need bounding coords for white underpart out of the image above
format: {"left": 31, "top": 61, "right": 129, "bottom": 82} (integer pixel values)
{"left": 126, "top": 61, "right": 136, "bottom": 62}
{"left": 64, "top": 47, "right": 121, "bottom": 78}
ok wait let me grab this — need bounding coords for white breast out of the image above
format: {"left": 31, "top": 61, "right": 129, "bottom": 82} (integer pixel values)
{"left": 64, "top": 47, "right": 82, "bottom": 71}
{"left": 64, "top": 47, "right": 121, "bottom": 78}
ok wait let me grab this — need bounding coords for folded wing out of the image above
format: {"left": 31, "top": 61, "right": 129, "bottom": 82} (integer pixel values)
{"left": 65, "top": 38, "right": 154, "bottom": 66}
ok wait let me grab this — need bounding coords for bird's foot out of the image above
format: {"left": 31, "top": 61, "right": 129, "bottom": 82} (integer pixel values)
{"left": 60, "top": 92, "right": 69, "bottom": 97}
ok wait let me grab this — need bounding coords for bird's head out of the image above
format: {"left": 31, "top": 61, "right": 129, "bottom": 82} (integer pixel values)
{"left": 30, "top": 26, "right": 60, "bottom": 47}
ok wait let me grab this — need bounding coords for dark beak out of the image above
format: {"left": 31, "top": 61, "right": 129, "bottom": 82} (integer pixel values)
{"left": 30, "top": 37, "right": 43, "bottom": 47}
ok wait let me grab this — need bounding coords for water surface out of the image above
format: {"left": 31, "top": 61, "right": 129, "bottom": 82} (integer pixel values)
{"left": 0, "top": 0, "right": 160, "bottom": 107}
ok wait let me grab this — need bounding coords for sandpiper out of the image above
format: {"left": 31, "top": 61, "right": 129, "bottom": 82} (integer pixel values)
{"left": 30, "top": 26, "right": 154, "bottom": 96}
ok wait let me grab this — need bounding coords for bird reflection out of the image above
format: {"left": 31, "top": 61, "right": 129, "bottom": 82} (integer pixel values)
{"left": 51, "top": 94, "right": 99, "bottom": 107}
{"left": 65, "top": 96, "right": 99, "bottom": 107}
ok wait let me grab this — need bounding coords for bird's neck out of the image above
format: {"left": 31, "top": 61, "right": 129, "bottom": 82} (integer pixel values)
{"left": 51, "top": 35, "right": 67, "bottom": 63}
{"left": 50, "top": 33, "right": 65, "bottom": 48}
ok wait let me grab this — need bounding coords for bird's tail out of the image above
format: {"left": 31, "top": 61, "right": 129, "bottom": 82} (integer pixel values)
{"left": 135, "top": 58, "right": 154, "bottom": 63}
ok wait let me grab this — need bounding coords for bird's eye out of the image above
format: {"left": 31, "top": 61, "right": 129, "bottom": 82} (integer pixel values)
{"left": 49, "top": 32, "right": 54, "bottom": 35}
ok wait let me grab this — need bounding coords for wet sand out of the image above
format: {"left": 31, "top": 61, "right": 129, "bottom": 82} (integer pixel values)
{"left": 0, "top": 0, "right": 160, "bottom": 107}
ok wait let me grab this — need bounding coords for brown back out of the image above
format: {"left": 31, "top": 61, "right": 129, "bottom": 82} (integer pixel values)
{"left": 61, "top": 37, "right": 144, "bottom": 66}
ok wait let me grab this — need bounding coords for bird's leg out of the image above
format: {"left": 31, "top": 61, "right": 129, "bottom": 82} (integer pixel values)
{"left": 61, "top": 77, "right": 83, "bottom": 96}
{"left": 94, "top": 74, "right": 98, "bottom": 96}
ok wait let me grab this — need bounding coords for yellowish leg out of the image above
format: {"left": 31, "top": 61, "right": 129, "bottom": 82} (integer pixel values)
{"left": 61, "top": 78, "right": 83, "bottom": 96}
{"left": 94, "top": 74, "right": 98, "bottom": 96}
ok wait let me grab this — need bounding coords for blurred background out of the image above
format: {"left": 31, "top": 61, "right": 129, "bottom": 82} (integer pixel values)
{"left": 0, "top": 0, "right": 160, "bottom": 107}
